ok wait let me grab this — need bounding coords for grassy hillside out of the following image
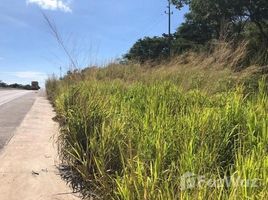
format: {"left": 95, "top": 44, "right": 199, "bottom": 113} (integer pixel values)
{"left": 46, "top": 56, "right": 268, "bottom": 199}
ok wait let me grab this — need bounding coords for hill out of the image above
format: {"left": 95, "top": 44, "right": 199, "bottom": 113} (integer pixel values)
{"left": 46, "top": 51, "right": 268, "bottom": 199}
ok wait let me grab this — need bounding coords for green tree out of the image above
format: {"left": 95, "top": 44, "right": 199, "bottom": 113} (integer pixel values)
{"left": 172, "top": 0, "right": 268, "bottom": 42}
{"left": 175, "top": 13, "right": 215, "bottom": 44}
{"left": 243, "top": 0, "right": 268, "bottom": 42}
{"left": 124, "top": 36, "right": 170, "bottom": 63}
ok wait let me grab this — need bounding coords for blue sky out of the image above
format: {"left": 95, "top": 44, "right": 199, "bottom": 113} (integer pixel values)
{"left": 0, "top": 0, "right": 188, "bottom": 86}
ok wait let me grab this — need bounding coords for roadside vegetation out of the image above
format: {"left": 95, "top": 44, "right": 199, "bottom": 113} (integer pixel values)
{"left": 46, "top": 56, "right": 268, "bottom": 199}
{"left": 45, "top": 0, "right": 267, "bottom": 199}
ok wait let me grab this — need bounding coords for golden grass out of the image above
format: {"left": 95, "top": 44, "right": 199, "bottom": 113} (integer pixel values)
{"left": 46, "top": 42, "right": 267, "bottom": 199}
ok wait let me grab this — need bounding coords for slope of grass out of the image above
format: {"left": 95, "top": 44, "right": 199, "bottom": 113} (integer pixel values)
{"left": 46, "top": 61, "right": 268, "bottom": 199}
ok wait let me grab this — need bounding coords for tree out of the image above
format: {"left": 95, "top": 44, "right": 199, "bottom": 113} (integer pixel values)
{"left": 124, "top": 36, "right": 170, "bottom": 63}
{"left": 0, "top": 80, "right": 7, "bottom": 88}
{"left": 171, "top": 0, "right": 190, "bottom": 9}
{"left": 242, "top": 0, "right": 268, "bottom": 42}
{"left": 172, "top": 0, "right": 268, "bottom": 42}
{"left": 175, "top": 13, "right": 215, "bottom": 44}
{"left": 125, "top": 0, "right": 268, "bottom": 64}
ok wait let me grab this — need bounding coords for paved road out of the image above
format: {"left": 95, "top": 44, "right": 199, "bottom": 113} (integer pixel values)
{"left": 0, "top": 90, "right": 37, "bottom": 149}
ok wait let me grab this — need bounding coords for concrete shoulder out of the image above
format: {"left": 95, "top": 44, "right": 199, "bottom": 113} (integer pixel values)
{"left": 0, "top": 96, "right": 80, "bottom": 200}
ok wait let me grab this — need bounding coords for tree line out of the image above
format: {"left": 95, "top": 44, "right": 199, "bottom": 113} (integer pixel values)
{"left": 125, "top": 0, "right": 268, "bottom": 66}
{"left": 0, "top": 80, "right": 35, "bottom": 90}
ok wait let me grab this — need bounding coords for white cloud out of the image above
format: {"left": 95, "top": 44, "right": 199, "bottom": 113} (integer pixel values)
{"left": 14, "top": 71, "right": 47, "bottom": 80}
{"left": 26, "top": 0, "right": 72, "bottom": 13}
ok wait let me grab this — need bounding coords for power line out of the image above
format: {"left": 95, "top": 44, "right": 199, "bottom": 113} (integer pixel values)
{"left": 139, "top": 15, "right": 166, "bottom": 37}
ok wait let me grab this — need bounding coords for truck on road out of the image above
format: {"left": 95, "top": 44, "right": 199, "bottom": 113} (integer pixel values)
{"left": 31, "top": 81, "right": 40, "bottom": 90}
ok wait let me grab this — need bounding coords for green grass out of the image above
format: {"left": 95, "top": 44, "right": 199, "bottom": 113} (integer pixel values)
{"left": 46, "top": 67, "right": 268, "bottom": 199}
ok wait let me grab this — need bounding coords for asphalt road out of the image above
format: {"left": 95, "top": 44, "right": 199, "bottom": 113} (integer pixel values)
{"left": 0, "top": 90, "right": 37, "bottom": 150}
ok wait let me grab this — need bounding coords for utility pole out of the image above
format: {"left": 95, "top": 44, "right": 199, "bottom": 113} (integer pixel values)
{"left": 165, "top": 0, "right": 173, "bottom": 56}
{"left": 60, "top": 66, "right": 62, "bottom": 79}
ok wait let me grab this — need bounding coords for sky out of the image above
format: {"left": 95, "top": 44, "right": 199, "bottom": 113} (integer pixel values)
{"left": 0, "top": 0, "right": 188, "bottom": 86}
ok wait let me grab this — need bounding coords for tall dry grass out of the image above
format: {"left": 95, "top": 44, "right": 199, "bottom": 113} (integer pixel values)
{"left": 47, "top": 77, "right": 267, "bottom": 199}
{"left": 46, "top": 40, "right": 268, "bottom": 199}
